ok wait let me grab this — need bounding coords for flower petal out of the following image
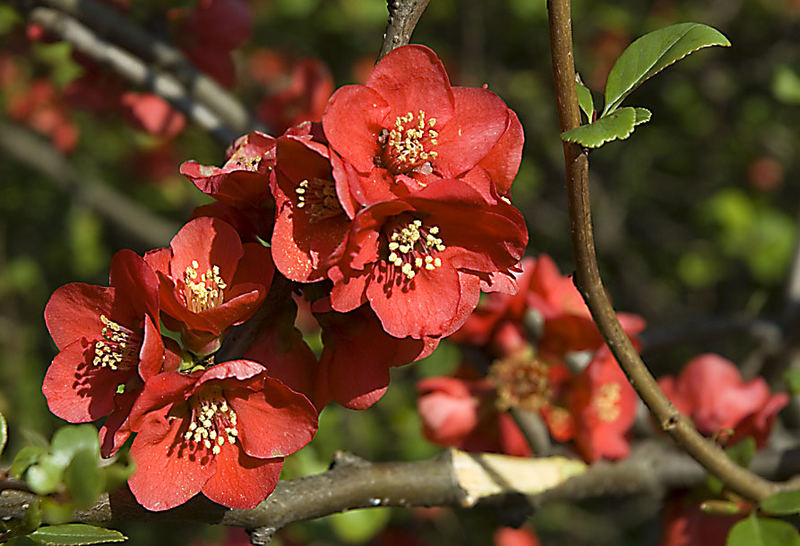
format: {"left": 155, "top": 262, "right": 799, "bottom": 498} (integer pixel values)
{"left": 201, "top": 444, "right": 282, "bottom": 509}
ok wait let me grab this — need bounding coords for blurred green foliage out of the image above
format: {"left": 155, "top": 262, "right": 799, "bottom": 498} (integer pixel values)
{"left": 0, "top": 0, "right": 799, "bottom": 545}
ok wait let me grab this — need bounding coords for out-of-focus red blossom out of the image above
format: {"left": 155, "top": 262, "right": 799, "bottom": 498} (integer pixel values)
{"left": 144, "top": 217, "right": 274, "bottom": 354}
{"left": 270, "top": 130, "right": 350, "bottom": 283}
{"left": 42, "top": 250, "right": 177, "bottom": 456}
{"left": 127, "top": 360, "right": 318, "bottom": 511}
{"left": 493, "top": 526, "right": 541, "bottom": 546}
{"left": 258, "top": 58, "right": 334, "bottom": 134}
{"left": 314, "top": 303, "right": 438, "bottom": 409}
{"left": 658, "top": 354, "right": 788, "bottom": 447}
{"left": 323, "top": 44, "right": 523, "bottom": 206}
{"left": 8, "top": 79, "right": 78, "bottom": 153}
{"left": 174, "top": 0, "right": 251, "bottom": 87}
{"left": 660, "top": 492, "right": 744, "bottom": 546}
{"left": 248, "top": 49, "right": 290, "bottom": 86}
{"left": 120, "top": 92, "right": 186, "bottom": 138}
{"left": 129, "top": 143, "right": 180, "bottom": 184}
{"left": 416, "top": 372, "right": 531, "bottom": 457}
{"left": 327, "top": 179, "right": 527, "bottom": 339}
{"left": 453, "top": 255, "right": 646, "bottom": 360}
{"left": 63, "top": 64, "right": 127, "bottom": 114}
{"left": 182, "top": 130, "right": 277, "bottom": 209}
{"left": 567, "top": 348, "right": 637, "bottom": 462}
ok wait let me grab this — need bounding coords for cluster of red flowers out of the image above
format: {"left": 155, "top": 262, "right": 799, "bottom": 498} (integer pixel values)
{"left": 42, "top": 44, "right": 528, "bottom": 510}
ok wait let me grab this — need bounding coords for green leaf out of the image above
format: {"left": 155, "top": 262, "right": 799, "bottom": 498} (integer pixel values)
{"left": 784, "top": 369, "right": 800, "bottom": 396}
{"left": 26, "top": 458, "right": 63, "bottom": 496}
{"left": 761, "top": 489, "right": 800, "bottom": 516}
{"left": 28, "top": 524, "right": 126, "bottom": 545}
{"left": 603, "top": 22, "right": 731, "bottom": 116}
{"left": 727, "top": 514, "right": 800, "bottom": 546}
{"left": 560, "top": 107, "right": 637, "bottom": 148}
{"left": 50, "top": 425, "right": 100, "bottom": 468}
{"left": 11, "top": 446, "right": 46, "bottom": 478}
{"left": 328, "top": 507, "right": 391, "bottom": 544}
{"left": 726, "top": 437, "right": 756, "bottom": 468}
{"left": 633, "top": 107, "right": 652, "bottom": 126}
{"left": 64, "top": 449, "right": 104, "bottom": 509}
{"left": 0, "top": 410, "right": 7, "bottom": 458}
{"left": 576, "top": 75, "right": 594, "bottom": 122}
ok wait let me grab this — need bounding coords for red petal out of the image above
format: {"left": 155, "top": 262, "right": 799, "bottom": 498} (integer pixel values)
{"left": 168, "top": 217, "right": 244, "bottom": 285}
{"left": 477, "top": 108, "right": 524, "bottom": 197}
{"left": 329, "top": 267, "right": 369, "bottom": 313}
{"left": 109, "top": 249, "right": 159, "bottom": 323}
{"left": 322, "top": 85, "right": 388, "bottom": 173}
{"left": 201, "top": 444, "right": 282, "bottom": 509}
{"left": 45, "top": 284, "right": 112, "bottom": 349}
{"left": 128, "top": 408, "right": 215, "bottom": 511}
{"left": 138, "top": 315, "right": 165, "bottom": 380}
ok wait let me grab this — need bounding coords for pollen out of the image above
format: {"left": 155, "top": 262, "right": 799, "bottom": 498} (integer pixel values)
{"left": 489, "top": 352, "right": 551, "bottom": 413}
{"left": 295, "top": 178, "right": 343, "bottom": 223}
{"left": 183, "top": 390, "right": 239, "bottom": 456}
{"left": 378, "top": 110, "right": 439, "bottom": 174}
{"left": 92, "top": 315, "right": 141, "bottom": 371}
{"left": 594, "top": 383, "right": 622, "bottom": 422}
{"left": 184, "top": 260, "right": 227, "bottom": 313}
{"left": 385, "top": 218, "right": 446, "bottom": 280}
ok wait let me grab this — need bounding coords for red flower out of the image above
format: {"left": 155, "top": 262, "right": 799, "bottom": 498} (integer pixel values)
{"left": 658, "top": 354, "right": 788, "bottom": 446}
{"left": 567, "top": 348, "right": 637, "bottom": 462}
{"left": 327, "top": 179, "right": 527, "bottom": 339}
{"left": 494, "top": 526, "right": 541, "bottom": 546}
{"left": 416, "top": 372, "right": 531, "bottom": 457}
{"left": 661, "top": 492, "right": 744, "bottom": 546}
{"left": 314, "top": 304, "right": 437, "bottom": 409}
{"left": 322, "top": 44, "right": 523, "bottom": 207}
{"left": 145, "top": 217, "right": 274, "bottom": 354}
{"left": 258, "top": 58, "right": 335, "bottom": 134}
{"left": 181, "top": 131, "right": 277, "bottom": 209}
{"left": 120, "top": 92, "right": 186, "bottom": 138}
{"left": 127, "top": 360, "right": 318, "bottom": 510}
{"left": 270, "top": 129, "right": 350, "bottom": 283}
{"left": 42, "top": 250, "right": 171, "bottom": 455}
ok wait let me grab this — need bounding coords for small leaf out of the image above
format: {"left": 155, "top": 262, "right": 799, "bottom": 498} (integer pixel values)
{"left": 50, "top": 425, "right": 99, "bottom": 468}
{"left": 633, "top": 107, "right": 652, "bottom": 126}
{"left": 726, "top": 514, "right": 800, "bottom": 546}
{"left": 603, "top": 22, "right": 731, "bottom": 116}
{"left": 560, "top": 107, "right": 637, "bottom": 148}
{"left": 64, "top": 449, "right": 104, "bottom": 509}
{"left": 0, "top": 411, "right": 7, "bottom": 458}
{"left": 761, "top": 489, "right": 800, "bottom": 516}
{"left": 26, "top": 458, "right": 63, "bottom": 496}
{"left": 28, "top": 524, "right": 126, "bottom": 545}
{"left": 11, "top": 446, "right": 46, "bottom": 478}
{"left": 576, "top": 74, "right": 594, "bottom": 122}
{"left": 726, "top": 437, "right": 756, "bottom": 468}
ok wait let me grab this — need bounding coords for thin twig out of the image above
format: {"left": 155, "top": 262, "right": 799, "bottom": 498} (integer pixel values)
{"left": 18, "top": 5, "right": 238, "bottom": 144}
{"left": 545, "top": 0, "right": 786, "bottom": 502}
{"left": 0, "top": 121, "right": 178, "bottom": 247}
{"left": 32, "top": 0, "right": 260, "bottom": 135}
{"left": 378, "top": 0, "right": 432, "bottom": 59}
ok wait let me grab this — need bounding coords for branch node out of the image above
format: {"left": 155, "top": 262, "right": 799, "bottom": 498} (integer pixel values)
{"left": 661, "top": 413, "right": 681, "bottom": 432}
{"left": 330, "top": 451, "right": 370, "bottom": 469}
{"left": 247, "top": 526, "right": 276, "bottom": 546}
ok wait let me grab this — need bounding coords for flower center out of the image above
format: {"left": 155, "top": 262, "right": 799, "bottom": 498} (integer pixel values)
{"left": 378, "top": 110, "right": 439, "bottom": 174}
{"left": 183, "top": 390, "right": 239, "bottom": 456}
{"left": 489, "top": 353, "right": 551, "bottom": 413}
{"left": 92, "top": 315, "right": 142, "bottom": 371}
{"left": 183, "top": 260, "right": 227, "bottom": 313}
{"left": 386, "top": 218, "right": 446, "bottom": 280}
{"left": 594, "top": 383, "right": 621, "bottom": 422}
{"left": 295, "top": 177, "right": 343, "bottom": 223}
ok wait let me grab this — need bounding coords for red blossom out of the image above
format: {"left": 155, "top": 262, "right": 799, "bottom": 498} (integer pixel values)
{"left": 326, "top": 179, "right": 527, "bottom": 339}
{"left": 181, "top": 131, "right": 277, "bottom": 209}
{"left": 42, "top": 250, "right": 173, "bottom": 456}
{"left": 144, "top": 217, "right": 274, "bottom": 354}
{"left": 258, "top": 58, "right": 335, "bottom": 134}
{"left": 120, "top": 92, "right": 186, "bottom": 138}
{"left": 322, "top": 44, "right": 523, "bottom": 207}
{"left": 658, "top": 353, "right": 788, "bottom": 446}
{"left": 314, "top": 304, "right": 438, "bottom": 409}
{"left": 493, "top": 526, "right": 541, "bottom": 546}
{"left": 127, "top": 360, "right": 318, "bottom": 510}
{"left": 8, "top": 78, "right": 78, "bottom": 153}
{"left": 660, "top": 492, "right": 744, "bottom": 546}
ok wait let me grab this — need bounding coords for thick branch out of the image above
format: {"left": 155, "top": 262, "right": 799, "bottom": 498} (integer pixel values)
{"left": 546, "top": 0, "right": 787, "bottom": 502}
{"left": 0, "top": 121, "right": 178, "bottom": 247}
{"left": 31, "top": 0, "right": 260, "bottom": 135}
{"left": 15, "top": 5, "right": 238, "bottom": 144}
{"left": 378, "top": 0, "right": 431, "bottom": 59}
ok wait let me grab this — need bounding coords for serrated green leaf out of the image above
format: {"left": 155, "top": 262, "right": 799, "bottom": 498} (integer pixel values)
{"left": 64, "top": 449, "right": 103, "bottom": 509}
{"left": 50, "top": 425, "right": 100, "bottom": 468}
{"left": 633, "top": 107, "right": 652, "bottom": 126}
{"left": 560, "top": 107, "right": 637, "bottom": 148}
{"left": 727, "top": 514, "right": 800, "bottom": 546}
{"left": 603, "top": 23, "right": 730, "bottom": 116}
{"left": 784, "top": 369, "right": 800, "bottom": 396}
{"left": 761, "top": 489, "right": 800, "bottom": 516}
{"left": 28, "top": 524, "right": 126, "bottom": 545}
{"left": 576, "top": 75, "right": 594, "bottom": 122}
{"left": 11, "top": 446, "right": 46, "bottom": 478}
{"left": 0, "top": 411, "right": 7, "bottom": 458}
